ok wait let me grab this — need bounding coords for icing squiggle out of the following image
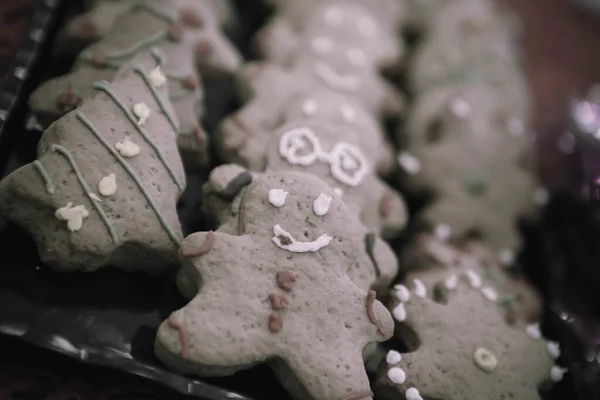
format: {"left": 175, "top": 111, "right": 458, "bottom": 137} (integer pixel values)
{"left": 133, "top": 65, "right": 179, "bottom": 132}
{"left": 33, "top": 160, "right": 55, "bottom": 194}
{"left": 50, "top": 145, "right": 117, "bottom": 243}
{"left": 76, "top": 111, "right": 181, "bottom": 246}
{"left": 92, "top": 81, "right": 184, "bottom": 191}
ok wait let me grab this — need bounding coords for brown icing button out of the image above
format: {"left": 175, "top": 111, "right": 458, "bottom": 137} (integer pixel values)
{"left": 180, "top": 8, "right": 204, "bottom": 28}
{"left": 77, "top": 19, "right": 98, "bottom": 39}
{"left": 268, "top": 313, "right": 283, "bottom": 333}
{"left": 195, "top": 40, "right": 212, "bottom": 56}
{"left": 90, "top": 50, "right": 107, "bottom": 68}
{"left": 276, "top": 271, "right": 296, "bottom": 291}
{"left": 183, "top": 75, "right": 198, "bottom": 89}
{"left": 269, "top": 293, "right": 288, "bottom": 310}
{"left": 169, "top": 23, "right": 183, "bottom": 41}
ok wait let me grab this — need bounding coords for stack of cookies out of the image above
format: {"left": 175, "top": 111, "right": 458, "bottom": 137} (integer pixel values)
{"left": 0, "top": 0, "right": 567, "bottom": 399}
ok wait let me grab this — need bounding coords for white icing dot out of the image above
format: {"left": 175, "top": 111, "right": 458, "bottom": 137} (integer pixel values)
{"left": 133, "top": 102, "right": 150, "bottom": 125}
{"left": 115, "top": 138, "right": 140, "bottom": 157}
{"left": 473, "top": 347, "right": 498, "bottom": 372}
{"left": 98, "top": 173, "right": 117, "bottom": 196}
{"left": 449, "top": 98, "right": 472, "bottom": 119}
{"left": 465, "top": 269, "right": 482, "bottom": 288}
{"left": 386, "top": 350, "right": 402, "bottom": 365}
{"left": 534, "top": 188, "right": 549, "bottom": 206}
{"left": 572, "top": 100, "right": 599, "bottom": 132}
{"left": 392, "top": 303, "right": 407, "bottom": 322}
{"left": 148, "top": 65, "right": 166, "bottom": 87}
{"left": 394, "top": 284, "right": 411, "bottom": 302}
{"left": 550, "top": 366, "right": 568, "bottom": 382}
{"left": 313, "top": 193, "right": 332, "bottom": 216}
{"left": 444, "top": 274, "right": 458, "bottom": 290}
{"left": 498, "top": 249, "right": 515, "bottom": 266}
{"left": 413, "top": 279, "right": 427, "bottom": 298}
{"left": 89, "top": 193, "right": 101, "bottom": 202}
{"left": 526, "top": 323, "right": 542, "bottom": 340}
{"left": 481, "top": 286, "right": 498, "bottom": 302}
{"left": 358, "top": 16, "right": 377, "bottom": 37}
{"left": 434, "top": 224, "right": 451, "bottom": 240}
{"left": 547, "top": 341, "right": 561, "bottom": 359}
{"left": 268, "top": 188, "right": 289, "bottom": 207}
{"left": 347, "top": 48, "right": 367, "bottom": 66}
{"left": 387, "top": 367, "right": 406, "bottom": 384}
{"left": 55, "top": 202, "right": 89, "bottom": 232}
{"left": 397, "top": 152, "right": 421, "bottom": 174}
{"left": 272, "top": 224, "right": 332, "bottom": 253}
{"left": 405, "top": 387, "right": 423, "bottom": 400}
{"left": 310, "top": 36, "right": 333, "bottom": 55}
{"left": 339, "top": 104, "right": 356, "bottom": 122}
{"left": 301, "top": 98, "right": 319, "bottom": 116}
{"left": 324, "top": 6, "right": 343, "bottom": 26}
{"left": 334, "top": 187, "right": 344, "bottom": 196}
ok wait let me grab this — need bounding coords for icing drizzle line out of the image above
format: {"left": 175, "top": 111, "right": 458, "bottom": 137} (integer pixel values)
{"left": 33, "top": 160, "right": 55, "bottom": 194}
{"left": 92, "top": 81, "right": 184, "bottom": 191}
{"left": 133, "top": 64, "right": 179, "bottom": 132}
{"left": 50, "top": 145, "right": 117, "bottom": 243}
{"left": 76, "top": 111, "right": 181, "bottom": 246}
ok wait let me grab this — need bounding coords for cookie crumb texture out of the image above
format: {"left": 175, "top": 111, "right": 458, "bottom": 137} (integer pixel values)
{"left": 375, "top": 271, "right": 556, "bottom": 400}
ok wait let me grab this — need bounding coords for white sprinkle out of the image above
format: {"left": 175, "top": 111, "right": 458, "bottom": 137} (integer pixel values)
{"left": 508, "top": 118, "right": 525, "bottom": 136}
{"left": 434, "top": 224, "right": 451, "bottom": 240}
{"left": 272, "top": 224, "right": 332, "bottom": 253}
{"left": 14, "top": 66, "right": 27, "bottom": 80}
{"left": 302, "top": 98, "right": 319, "bottom": 116}
{"left": 394, "top": 284, "right": 411, "bottom": 302}
{"left": 449, "top": 98, "right": 472, "bottom": 119}
{"left": 498, "top": 249, "right": 515, "bottom": 266}
{"left": 98, "top": 173, "right": 117, "bottom": 196}
{"left": 481, "top": 286, "right": 498, "bottom": 302}
{"left": 405, "top": 387, "right": 423, "bottom": 400}
{"left": 133, "top": 102, "right": 150, "bottom": 125}
{"left": 547, "top": 341, "right": 561, "bottom": 359}
{"left": 386, "top": 350, "right": 402, "bottom": 365}
{"left": 550, "top": 366, "right": 568, "bottom": 382}
{"left": 526, "top": 323, "right": 542, "bottom": 340}
{"left": 334, "top": 187, "right": 344, "bottom": 196}
{"left": 55, "top": 202, "right": 89, "bottom": 232}
{"left": 465, "top": 269, "right": 482, "bottom": 288}
{"left": 413, "top": 279, "right": 427, "bottom": 298}
{"left": 89, "top": 193, "right": 101, "bottom": 202}
{"left": 148, "top": 65, "right": 166, "bottom": 87}
{"left": 347, "top": 48, "right": 367, "bottom": 66}
{"left": 268, "top": 188, "right": 288, "bottom": 207}
{"left": 534, "top": 188, "right": 549, "bottom": 206}
{"left": 392, "top": 303, "right": 407, "bottom": 322}
{"left": 358, "top": 16, "right": 377, "bottom": 37}
{"left": 397, "top": 152, "right": 421, "bottom": 174}
{"left": 339, "top": 104, "right": 356, "bottom": 122}
{"left": 313, "top": 193, "right": 332, "bottom": 216}
{"left": 444, "top": 274, "right": 458, "bottom": 290}
{"left": 387, "top": 367, "right": 406, "bottom": 384}
{"left": 115, "top": 138, "right": 140, "bottom": 157}
{"left": 310, "top": 36, "right": 333, "bottom": 55}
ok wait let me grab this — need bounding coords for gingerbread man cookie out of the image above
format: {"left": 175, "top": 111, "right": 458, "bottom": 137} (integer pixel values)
{"left": 254, "top": 1, "right": 405, "bottom": 71}
{"left": 182, "top": 164, "right": 399, "bottom": 294}
{"left": 155, "top": 168, "right": 395, "bottom": 400}
{"left": 58, "top": 0, "right": 237, "bottom": 56}
{"left": 374, "top": 269, "right": 559, "bottom": 400}
{"left": 218, "top": 90, "right": 396, "bottom": 176}
{"left": 0, "top": 53, "right": 185, "bottom": 272}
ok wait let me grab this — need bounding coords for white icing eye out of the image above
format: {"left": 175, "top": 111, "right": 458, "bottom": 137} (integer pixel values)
{"left": 301, "top": 99, "right": 319, "bottom": 116}
{"left": 311, "top": 36, "right": 333, "bottom": 55}
{"left": 346, "top": 48, "right": 367, "bottom": 66}
{"left": 269, "top": 188, "right": 289, "bottom": 207}
{"left": 358, "top": 16, "right": 377, "bottom": 37}
{"left": 449, "top": 97, "right": 472, "bottom": 119}
{"left": 324, "top": 6, "right": 343, "bottom": 26}
{"left": 313, "top": 193, "right": 332, "bottom": 216}
{"left": 339, "top": 104, "right": 356, "bottom": 122}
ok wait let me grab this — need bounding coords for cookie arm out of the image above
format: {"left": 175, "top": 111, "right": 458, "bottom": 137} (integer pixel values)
{"left": 252, "top": 17, "right": 298, "bottom": 64}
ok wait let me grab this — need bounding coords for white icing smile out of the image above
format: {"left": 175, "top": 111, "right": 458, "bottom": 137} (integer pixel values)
{"left": 279, "top": 127, "right": 370, "bottom": 187}
{"left": 272, "top": 224, "right": 332, "bottom": 253}
{"left": 314, "top": 62, "right": 361, "bottom": 92}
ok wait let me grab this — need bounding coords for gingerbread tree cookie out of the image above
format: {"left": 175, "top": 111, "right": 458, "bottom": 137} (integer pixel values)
{"left": 155, "top": 168, "right": 395, "bottom": 400}
{"left": 58, "top": 0, "right": 236, "bottom": 56}
{"left": 218, "top": 90, "right": 396, "bottom": 176}
{"left": 0, "top": 53, "right": 185, "bottom": 273}
{"left": 374, "top": 270, "right": 560, "bottom": 400}
{"left": 253, "top": 1, "right": 405, "bottom": 71}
